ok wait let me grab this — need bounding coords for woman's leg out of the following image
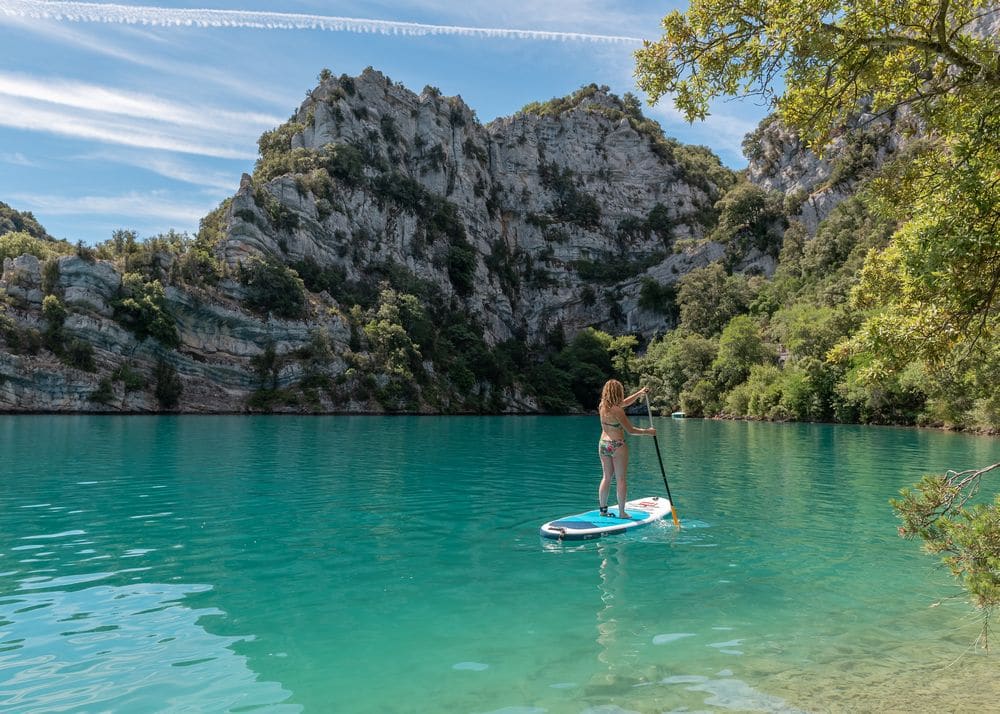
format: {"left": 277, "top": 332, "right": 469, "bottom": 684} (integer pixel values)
{"left": 599, "top": 452, "right": 614, "bottom": 511}
{"left": 612, "top": 445, "right": 629, "bottom": 517}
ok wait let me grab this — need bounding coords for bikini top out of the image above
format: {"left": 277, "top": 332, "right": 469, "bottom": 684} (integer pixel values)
{"left": 600, "top": 411, "right": 624, "bottom": 431}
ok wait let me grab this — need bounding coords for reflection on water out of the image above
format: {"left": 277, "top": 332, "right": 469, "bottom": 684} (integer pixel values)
{"left": 0, "top": 416, "right": 999, "bottom": 712}
{"left": 0, "top": 583, "right": 296, "bottom": 713}
{"left": 591, "top": 539, "right": 806, "bottom": 714}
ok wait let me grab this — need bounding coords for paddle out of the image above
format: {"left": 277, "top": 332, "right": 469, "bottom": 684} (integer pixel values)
{"left": 645, "top": 393, "right": 681, "bottom": 528}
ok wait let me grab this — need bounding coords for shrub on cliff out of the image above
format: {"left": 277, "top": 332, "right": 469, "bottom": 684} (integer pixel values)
{"left": 446, "top": 238, "right": 477, "bottom": 297}
{"left": 254, "top": 121, "right": 308, "bottom": 182}
{"left": 238, "top": 258, "right": 308, "bottom": 319}
{"left": 60, "top": 339, "right": 95, "bottom": 372}
{"left": 677, "top": 264, "right": 754, "bottom": 337}
{"left": 0, "top": 231, "right": 73, "bottom": 263}
{"left": 113, "top": 273, "right": 180, "bottom": 347}
{"left": 154, "top": 361, "right": 182, "bottom": 409}
{"left": 538, "top": 162, "right": 601, "bottom": 228}
{"left": 0, "top": 202, "right": 52, "bottom": 240}
{"left": 39, "top": 295, "right": 96, "bottom": 372}
{"left": 711, "top": 182, "right": 787, "bottom": 267}
{"left": 638, "top": 278, "right": 679, "bottom": 321}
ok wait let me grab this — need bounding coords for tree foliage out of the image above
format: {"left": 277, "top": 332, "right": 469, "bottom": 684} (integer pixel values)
{"left": 676, "top": 263, "right": 753, "bottom": 336}
{"left": 637, "top": 0, "right": 1000, "bottom": 633}
{"left": 893, "top": 463, "right": 1000, "bottom": 647}
{"left": 238, "top": 258, "right": 308, "bottom": 320}
{"left": 711, "top": 182, "right": 786, "bottom": 267}
{"left": 0, "top": 201, "right": 55, "bottom": 241}
{"left": 113, "top": 273, "right": 180, "bottom": 347}
{"left": 635, "top": 0, "right": 1000, "bottom": 147}
{"left": 0, "top": 231, "right": 73, "bottom": 263}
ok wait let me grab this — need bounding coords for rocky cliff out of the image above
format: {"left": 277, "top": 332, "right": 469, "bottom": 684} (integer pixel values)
{"left": 1, "top": 70, "right": 752, "bottom": 414}
{"left": 746, "top": 7, "right": 1000, "bottom": 232}
{"left": 230, "top": 70, "right": 737, "bottom": 340}
{"left": 743, "top": 109, "right": 921, "bottom": 233}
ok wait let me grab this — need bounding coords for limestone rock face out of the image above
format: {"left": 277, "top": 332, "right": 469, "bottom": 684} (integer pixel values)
{"left": 745, "top": 7, "right": 1000, "bottom": 232}
{"left": 230, "top": 70, "right": 732, "bottom": 343}
{"left": 0, "top": 253, "right": 353, "bottom": 413}
{"left": 1, "top": 71, "right": 740, "bottom": 413}
{"left": 744, "top": 111, "right": 919, "bottom": 233}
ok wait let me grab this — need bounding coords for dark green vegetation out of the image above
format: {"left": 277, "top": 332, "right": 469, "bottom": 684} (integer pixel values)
{"left": 634, "top": 197, "right": 929, "bottom": 428}
{"left": 637, "top": 0, "right": 1000, "bottom": 642}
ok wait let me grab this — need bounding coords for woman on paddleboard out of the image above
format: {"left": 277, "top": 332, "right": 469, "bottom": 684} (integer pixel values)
{"left": 598, "top": 380, "right": 655, "bottom": 519}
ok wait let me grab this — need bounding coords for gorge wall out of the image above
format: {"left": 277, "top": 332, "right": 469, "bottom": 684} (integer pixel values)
{"left": 1, "top": 69, "right": 773, "bottom": 413}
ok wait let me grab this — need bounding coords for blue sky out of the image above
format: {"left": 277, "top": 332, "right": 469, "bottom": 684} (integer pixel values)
{"left": 0, "top": 0, "right": 768, "bottom": 245}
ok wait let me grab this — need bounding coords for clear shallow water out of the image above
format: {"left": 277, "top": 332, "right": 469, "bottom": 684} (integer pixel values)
{"left": 1, "top": 416, "right": 999, "bottom": 713}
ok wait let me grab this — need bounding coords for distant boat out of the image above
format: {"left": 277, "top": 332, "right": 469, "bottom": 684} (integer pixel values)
{"left": 671, "top": 411, "right": 686, "bottom": 418}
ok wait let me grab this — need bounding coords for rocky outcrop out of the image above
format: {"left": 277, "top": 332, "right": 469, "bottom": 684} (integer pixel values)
{"left": 744, "top": 110, "right": 920, "bottom": 233}
{"left": 230, "top": 70, "right": 733, "bottom": 341}
{"left": 1, "top": 70, "right": 744, "bottom": 413}
{"left": 0, "top": 252, "right": 355, "bottom": 412}
{"left": 745, "top": 5, "right": 1000, "bottom": 232}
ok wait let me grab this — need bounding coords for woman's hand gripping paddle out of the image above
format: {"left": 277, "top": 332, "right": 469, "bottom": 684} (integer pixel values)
{"left": 645, "top": 393, "right": 680, "bottom": 528}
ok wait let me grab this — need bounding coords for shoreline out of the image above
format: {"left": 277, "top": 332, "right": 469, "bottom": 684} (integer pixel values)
{"left": 1, "top": 409, "right": 996, "bottom": 438}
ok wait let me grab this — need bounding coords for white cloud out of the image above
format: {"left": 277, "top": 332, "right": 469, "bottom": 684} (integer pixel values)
{"left": 0, "top": 68, "right": 286, "bottom": 160}
{"left": 0, "top": 0, "right": 644, "bottom": 43}
{"left": 0, "top": 71, "right": 282, "bottom": 133}
{"left": 0, "top": 13, "right": 297, "bottom": 109}
{"left": 0, "top": 151, "right": 39, "bottom": 166}
{"left": 655, "top": 104, "right": 759, "bottom": 159}
{"left": 75, "top": 150, "right": 242, "bottom": 193}
{"left": 607, "top": 57, "right": 761, "bottom": 165}
{"left": 0, "top": 94, "right": 258, "bottom": 159}
{"left": 337, "top": 0, "right": 658, "bottom": 36}
{"left": 701, "top": 113, "right": 760, "bottom": 157}
{"left": 9, "top": 190, "right": 214, "bottom": 223}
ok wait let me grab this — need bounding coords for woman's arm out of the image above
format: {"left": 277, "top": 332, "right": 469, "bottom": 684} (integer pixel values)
{"left": 622, "top": 386, "right": 650, "bottom": 407}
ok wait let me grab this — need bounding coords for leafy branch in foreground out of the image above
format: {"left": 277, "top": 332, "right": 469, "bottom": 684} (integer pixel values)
{"left": 892, "top": 462, "right": 1000, "bottom": 648}
{"left": 634, "top": 0, "right": 1000, "bottom": 147}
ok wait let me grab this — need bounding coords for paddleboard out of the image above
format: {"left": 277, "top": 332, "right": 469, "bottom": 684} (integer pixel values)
{"left": 539, "top": 496, "right": 672, "bottom": 541}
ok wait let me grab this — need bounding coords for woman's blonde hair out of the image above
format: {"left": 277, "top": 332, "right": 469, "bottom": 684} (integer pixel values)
{"left": 599, "top": 379, "right": 624, "bottom": 412}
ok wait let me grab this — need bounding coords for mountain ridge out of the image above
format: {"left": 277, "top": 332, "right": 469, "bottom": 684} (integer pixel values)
{"left": 0, "top": 68, "right": 776, "bottom": 414}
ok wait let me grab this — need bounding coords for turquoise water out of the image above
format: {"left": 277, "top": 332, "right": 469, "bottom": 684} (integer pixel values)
{"left": 2, "top": 416, "right": 999, "bottom": 713}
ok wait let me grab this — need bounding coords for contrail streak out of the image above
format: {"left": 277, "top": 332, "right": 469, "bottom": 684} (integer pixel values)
{"left": 0, "top": 0, "right": 644, "bottom": 44}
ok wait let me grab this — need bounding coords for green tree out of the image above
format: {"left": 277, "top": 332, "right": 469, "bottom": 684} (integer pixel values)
{"left": 364, "top": 288, "right": 423, "bottom": 380}
{"left": 770, "top": 303, "right": 848, "bottom": 361}
{"left": 711, "top": 181, "right": 786, "bottom": 267}
{"left": 113, "top": 273, "right": 180, "bottom": 347}
{"left": 800, "top": 198, "right": 893, "bottom": 282}
{"left": 154, "top": 361, "right": 183, "bottom": 409}
{"left": 637, "top": 329, "right": 717, "bottom": 413}
{"left": 41, "top": 294, "right": 68, "bottom": 354}
{"left": 556, "top": 328, "right": 616, "bottom": 408}
{"left": 711, "top": 315, "right": 774, "bottom": 391}
{"left": 893, "top": 462, "right": 1000, "bottom": 647}
{"left": 635, "top": 0, "right": 1000, "bottom": 147}
{"left": 638, "top": 277, "right": 679, "bottom": 322}
{"left": 637, "top": 0, "right": 1000, "bottom": 635}
{"left": 0, "top": 201, "right": 54, "bottom": 240}
{"left": 0, "top": 231, "right": 71, "bottom": 263}
{"left": 676, "top": 263, "right": 753, "bottom": 336}
{"left": 239, "top": 258, "right": 308, "bottom": 320}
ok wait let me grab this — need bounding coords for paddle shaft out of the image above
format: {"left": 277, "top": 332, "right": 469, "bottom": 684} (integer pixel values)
{"left": 645, "top": 395, "right": 681, "bottom": 528}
